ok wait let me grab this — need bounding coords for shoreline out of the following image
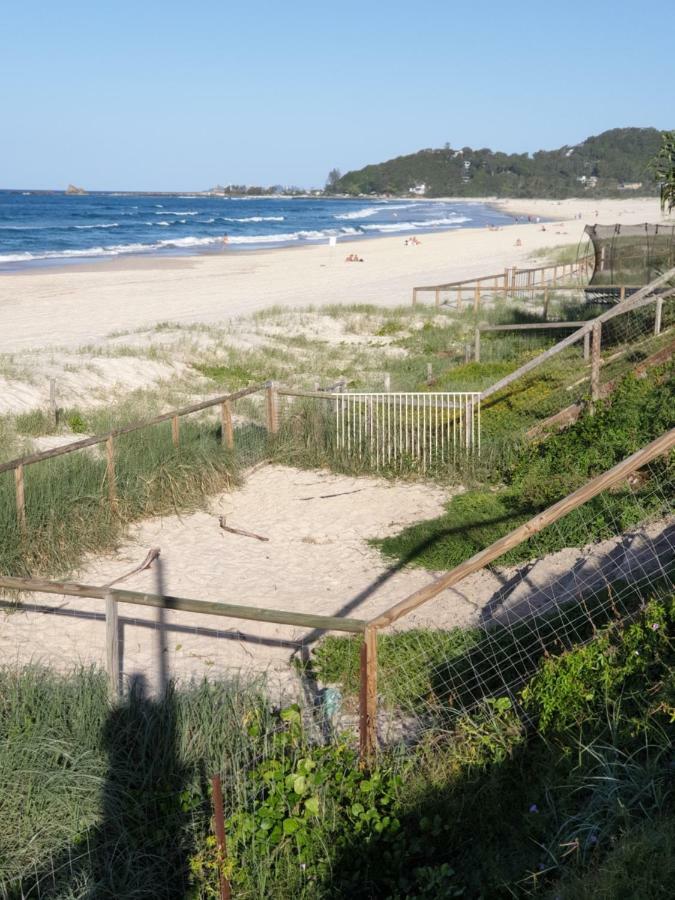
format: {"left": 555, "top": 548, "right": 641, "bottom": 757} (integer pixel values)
{"left": 0, "top": 197, "right": 666, "bottom": 357}
{"left": 1, "top": 195, "right": 666, "bottom": 278}
{"left": 0, "top": 198, "right": 510, "bottom": 277}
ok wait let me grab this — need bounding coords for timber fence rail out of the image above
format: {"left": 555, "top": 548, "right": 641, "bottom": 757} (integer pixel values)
{"left": 357, "top": 426, "right": 675, "bottom": 757}
{"left": 412, "top": 254, "right": 594, "bottom": 309}
{"left": 479, "top": 267, "right": 675, "bottom": 403}
{"left": 1, "top": 382, "right": 271, "bottom": 529}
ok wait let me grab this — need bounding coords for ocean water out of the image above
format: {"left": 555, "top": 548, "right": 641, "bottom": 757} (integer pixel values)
{"left": 0, "top": 192, "right": 513, "bottom": 269}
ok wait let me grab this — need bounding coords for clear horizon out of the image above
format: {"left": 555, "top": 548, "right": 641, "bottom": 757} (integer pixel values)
{"left": 2, "top": 0, "right": 673, "bottom": 192}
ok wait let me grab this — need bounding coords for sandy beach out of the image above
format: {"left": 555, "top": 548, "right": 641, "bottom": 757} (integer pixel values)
{"left": 0, "top": 197, "right": 666, "bottom": 356}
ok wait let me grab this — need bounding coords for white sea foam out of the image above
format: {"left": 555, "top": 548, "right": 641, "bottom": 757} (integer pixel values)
{"left": 221, "top": 215, "right": 285, "bottom": 223}
{"left": 334, "top": 202, "right": 422, "bottom": 221}
{"left": 333, "top": 207, "right": 381, "bottom": 220}
{"left": 73, "top": 223, "right": 120, "bottom": 229}
{"left": 154, "top": 210, "right": 199, "bottom": 215}
{"left": 411, "top": 216, "right": 471, "bottom": 226}
{"left": 227, "top": 232, "right": 301, "bottom": 244}
{"left": 361, "top": 223, "right": 418, "bottom": 233}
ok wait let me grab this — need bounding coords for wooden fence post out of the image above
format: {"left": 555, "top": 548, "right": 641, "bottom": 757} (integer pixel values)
{"left": 620, "top": 285, "right": 626, "bottom": 303}
{"left": 654, "top": 296, "right": 663, "bottom": 335}
{"left": 105, "top": 589, "right": 120, "bottom": 699}
{"left": 583, "top": 331, "right": 590, "bottom": 361}
{"left": 434, "top": 288, "right": 440, "bottom": 308}
{"left": 504, "top": 268, "right": 509, "bottom": 295}
{"left": 591, "top": 321, "right": 602, "bottom": 404}
{"left": 384, "top": 372, "right": 391, "bottom": 392}
{"left": 474, "top": 283, "right": 481, "bottom": 312}
{"left": 359, "top": 626, "right": 378, "bottom": 765}
{"left": 15, "top": 464, "right": 26, "bottom": 532}
{"left": 412, "top": 288, "right": 418, "bottom": 307}
{"left": 171, "top": 415, "right": 180, "bottom": 447}
{"left": 106, "top": 436, "right": 117, "bottom": 508}
{"left": 542, "top": 286, "right": 549, "bottom": 321}
{"left": 426, "top": 362, "right": 433, "bottom": 384}
{"left": 221, "top": 400, "right": 234, "bottom": 449}
{"left": 266, "top": 382, "right": 279, "bottom": 434}
{"left": 211, "top": 774, "right": 232, "bottom": 900}
{"left": 474, "top": 327, "right": 481, "bottom": 362}
{"left": 456, "top": 286, "right": 462, "bottom": 311}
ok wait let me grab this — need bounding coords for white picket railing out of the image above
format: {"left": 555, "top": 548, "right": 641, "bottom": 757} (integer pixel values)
{"left": 334, "top": 392, "right": 481, "bottom": 470}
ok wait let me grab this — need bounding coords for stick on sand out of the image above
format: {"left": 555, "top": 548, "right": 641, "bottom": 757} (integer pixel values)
{"left": 219, "top": 516, "right": 269, "bottom": 542}
{"left": 104, "top": 547, "right": 161, "bottom": 587}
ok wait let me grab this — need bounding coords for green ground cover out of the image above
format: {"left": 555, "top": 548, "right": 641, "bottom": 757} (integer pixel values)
{"left": 2, "top": 584, "right": 672, "bottom": 898}
{"left": 375, "top": 365, "right": 674, "bottom": 571}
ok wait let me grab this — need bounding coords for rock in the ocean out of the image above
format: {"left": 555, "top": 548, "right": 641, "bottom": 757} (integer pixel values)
{"left": 66, "top": 184, "right": 87, "bottom": 195}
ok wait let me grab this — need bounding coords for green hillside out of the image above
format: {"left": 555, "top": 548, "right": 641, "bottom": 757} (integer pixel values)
{"left": 331, "top": 127, "right": 664, "bottom": 198}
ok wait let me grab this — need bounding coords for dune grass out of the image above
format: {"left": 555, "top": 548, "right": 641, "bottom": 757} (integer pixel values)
{"left": 0, "top": 417, "right": 243, "bottom": 579}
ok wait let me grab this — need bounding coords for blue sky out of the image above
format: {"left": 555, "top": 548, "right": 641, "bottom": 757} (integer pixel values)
{"left": 1, "top": 0, "right": 673, "bottom": 190}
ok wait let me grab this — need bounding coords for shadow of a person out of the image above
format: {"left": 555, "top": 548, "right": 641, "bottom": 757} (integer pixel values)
{"left": 8, "top": 675, "right": 196, "bottom": 900}
{"left": 92, "top": 673, "right": 193, "bottom": 899}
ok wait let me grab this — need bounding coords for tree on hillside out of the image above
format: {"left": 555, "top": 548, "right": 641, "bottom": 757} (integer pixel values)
{"left": 651, "top": 130, "right": 675, "bottom": 214}
{"left": 326, "top": 168, "right": 342, "bottom": 191}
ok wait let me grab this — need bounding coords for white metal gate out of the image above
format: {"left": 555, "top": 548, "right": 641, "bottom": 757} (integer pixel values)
{"left": 334, "top": 392, "right": 480, "bottom": 470}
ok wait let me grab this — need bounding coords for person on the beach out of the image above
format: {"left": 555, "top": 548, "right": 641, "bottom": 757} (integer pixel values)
{"left": 222, "top": 234, "right": 229, "bottom": 245}
{"left": 515, "top": 238, "right": 522, "bottom": 247}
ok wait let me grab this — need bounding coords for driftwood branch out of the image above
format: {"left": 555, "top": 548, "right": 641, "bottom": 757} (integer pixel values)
{"left": 104, "top": 547, "right": 161, "bottom": 587}
{"left": 219, "top": 516, "right": 269, "bottom": 542}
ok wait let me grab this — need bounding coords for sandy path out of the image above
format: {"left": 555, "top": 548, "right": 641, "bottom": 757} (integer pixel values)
{"left": 2, "top": 464, "right": 672, "bottom": 704}
{"left": 0, "top": 198, "right": 666, "bottom": 354}
{"left": 0, "top": 466, "right": 450, "bottom": 698}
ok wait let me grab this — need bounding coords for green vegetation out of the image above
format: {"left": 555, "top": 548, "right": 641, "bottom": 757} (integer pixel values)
{"left": 3, "top": 586, "right": 673, "bottom": 897}
{"left": 0, "top": 418, "right": 242, "bottom": 578}
{"left": 376, "top": 366, "right": 674, "bottom": 570}
{"left": 330, "top": 127, "right": 663, "bottom": 198}
{"left": 650, "top": 129, "right": 675, "bottom": 214}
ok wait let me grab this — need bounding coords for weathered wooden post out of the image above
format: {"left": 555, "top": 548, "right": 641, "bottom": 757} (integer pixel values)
{"left": 426, "top": 362, "right": 433, "bottom": 384}
{"left": 359, "top": 626, "right": 378, "bottom": 765}
{"left": 106, "top": 435, "right": 117, "bottom": 508}
{"left": 15, "top": 464, "right": 26, "bottom": 532}
{"left": 591, "top": 321, "right": 602, "bottom": 404}
{"left": 221, "top": 400, "right": 234, "bottom": 449}
{"left": 654, "top": 296, "right": 663, "bottom": 335}
{"left": 474, "top": 282, "right": 481, "bottom": 312}
{"left": 435, "top": 288, "right": 440, "bottom": 309}
{"left": 171, "top": 415, "right": 180, "bottom": 447}
{"left": 583, "top": 331, "right": 590, "bottom": 361}
{"left": 105, "top": 588, "right": 120, "bottom": 699}
{"left": 266, "top": 381, "right": 279, "bottom": 434}
{"left": 619, "top": 285, "right": 626, "bottom": 303}
{"left": 474, "top": 327, "right": 481, "bottom": 363}
{"left": 412, "top": 287, "right": 418, "bottom": 307}
{"left": 211, "top": 774, "right": 232, "bottom": 900}
{"left": 542, "top": 285, "right": 550, "bottom": 321}
{"left": 384, "top": 372, "right": 391, "bottom": 392}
